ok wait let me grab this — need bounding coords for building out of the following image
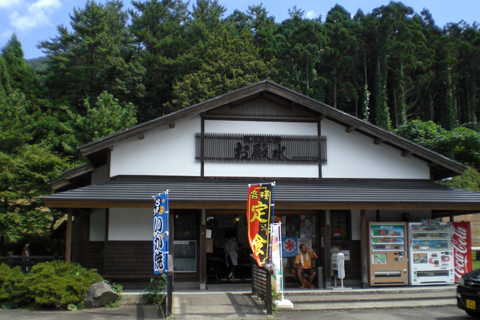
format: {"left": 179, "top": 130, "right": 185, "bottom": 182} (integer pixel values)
{"left": 42, "top": 81, "right": 480, "bottom": 288}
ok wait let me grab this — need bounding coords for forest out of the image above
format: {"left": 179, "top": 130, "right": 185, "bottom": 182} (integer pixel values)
{"left": 0, "top": 0, "right": 480, "bottom": 250}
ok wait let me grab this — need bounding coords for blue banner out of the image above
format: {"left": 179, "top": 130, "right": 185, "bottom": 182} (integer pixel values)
{"left": 153, "top": 191, "right": 169, "bottom": 274}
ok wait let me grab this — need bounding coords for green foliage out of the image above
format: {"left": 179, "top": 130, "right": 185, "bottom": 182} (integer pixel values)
{"left": 0, "top": 264, "right": 26, "bottom": 309}
{"left": 142, "top": 276, "right": 167, "bottom": 317}
{"left": 0, "top": 261, "right": 103, "bottom": 310}
{"left": 105, "top": 281, "right": 123, "bottom": 308}
{"left": 166, "top": 30, "right": 277, "bottom": 110}
{"left": 441, "top": 167, "right": 480, "bottom": 192}
{"left": 63, "top": 91, "right": 137, "bottom": 156}
{"left": 142, "top": 275, "right": 167, "bottom": 305}
{"left": 395, "top": 120, "right": 480, "bottom": 169}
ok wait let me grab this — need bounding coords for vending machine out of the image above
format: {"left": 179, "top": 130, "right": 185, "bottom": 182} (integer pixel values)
{"left": 369, "top": 222, "right": 408, "bottom": 286}
{"left": 408, "top": 220, "right": 455, "bottom": 285}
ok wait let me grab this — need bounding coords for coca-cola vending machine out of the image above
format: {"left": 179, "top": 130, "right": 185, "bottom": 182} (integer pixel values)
{"left": 453, "top": 221, "right": 473, "bottom": 282}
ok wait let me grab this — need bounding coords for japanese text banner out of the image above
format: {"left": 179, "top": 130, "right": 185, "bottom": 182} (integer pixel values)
{"left": 247, "top": 184, "right": 274, "bottom": 267}
{"left": 153, "top": 192, "right": 169, "bottom": 274}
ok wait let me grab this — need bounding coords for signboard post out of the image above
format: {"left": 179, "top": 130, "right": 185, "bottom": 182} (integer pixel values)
{"left": 153, "top": 191, "right": 169, "bottom": 274}
{"left": 153, "top": 190, "right": 171, "bottom": 314}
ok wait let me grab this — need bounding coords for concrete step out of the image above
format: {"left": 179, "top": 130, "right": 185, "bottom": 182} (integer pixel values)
{"left": 279, "top": 286, "right": 457, "bottom": 311}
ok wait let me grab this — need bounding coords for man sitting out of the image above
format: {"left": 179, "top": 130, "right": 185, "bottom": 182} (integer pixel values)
{"left": 295, "top": 244, "right": 318, "bottom": 289}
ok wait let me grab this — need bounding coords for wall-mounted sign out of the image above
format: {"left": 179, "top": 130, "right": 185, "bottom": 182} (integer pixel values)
{"left": 195, "top": 133, "right": 326, "bottom": 164}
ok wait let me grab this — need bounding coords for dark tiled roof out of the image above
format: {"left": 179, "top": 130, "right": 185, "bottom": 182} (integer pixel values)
{"left": 41, "top": 177, "right": 480, "bottom": 209}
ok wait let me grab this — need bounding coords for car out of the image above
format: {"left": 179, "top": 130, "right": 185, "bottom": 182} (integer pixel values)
{"left": 457, "top": 268, "right": 480, "bottom": 318}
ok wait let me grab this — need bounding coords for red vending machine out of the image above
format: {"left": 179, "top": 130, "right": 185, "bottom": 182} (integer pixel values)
{"left": 453, "top": 221, "right": 473, "bottom": 282}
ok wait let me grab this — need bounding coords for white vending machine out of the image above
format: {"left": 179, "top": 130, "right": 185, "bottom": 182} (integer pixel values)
{"left": 408, "top": 220, "right": 454, "bottom": 285}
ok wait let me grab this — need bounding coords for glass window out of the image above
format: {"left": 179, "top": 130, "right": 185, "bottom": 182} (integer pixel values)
{"left": 174, "top": 211, "right": 199, "bottom": 240}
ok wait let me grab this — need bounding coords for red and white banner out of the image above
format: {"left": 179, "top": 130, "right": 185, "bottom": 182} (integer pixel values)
{"left": 453, "top": 221, "right": 472, "bottom": 282}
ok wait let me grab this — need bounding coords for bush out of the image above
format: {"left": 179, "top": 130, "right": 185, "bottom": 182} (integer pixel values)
{"left": 0, "top": 261, "right": 103, "bottom": 310}
{"left": 0, "top": 264, "right": 27, "bottom": 309}
{"left": 142, "top": 275, "right": 167, "bottom": 306}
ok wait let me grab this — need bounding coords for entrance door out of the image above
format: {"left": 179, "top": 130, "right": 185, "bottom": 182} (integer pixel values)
{"left": 205, "top": 212, "right": 251, "bottom": 283}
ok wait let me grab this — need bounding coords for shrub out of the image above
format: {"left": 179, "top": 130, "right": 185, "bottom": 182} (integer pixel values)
{"left": 0, "top": 261, "right": 103, "bottom": 310}
{"left": 142, "top": 275, "right": 167, "bottom": 306}
{"left": 0, "top": 264, "right": 27, "bottom": 309}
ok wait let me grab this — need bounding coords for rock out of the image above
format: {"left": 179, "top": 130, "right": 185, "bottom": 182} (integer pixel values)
{"left": 84, "top": 282, "right": 119, "bottom": 308}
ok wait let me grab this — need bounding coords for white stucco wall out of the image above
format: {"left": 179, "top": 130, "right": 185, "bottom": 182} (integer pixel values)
{"left": 89, "top": 208, "right": 106, "bottom": 241}
{"left": 108, "top": 208, "right": 151, "bottom": 241}
{"left": 204, "top": 120, "right": 319, "bottom": 178}
{"left": 351, "top": 210, "right": 361, "bottom": 241}
{"left": 110, "top": 115, "right": 201, "bottom": 177}
{"left": 321, "top": 119, "right": 430, "bottom": 179}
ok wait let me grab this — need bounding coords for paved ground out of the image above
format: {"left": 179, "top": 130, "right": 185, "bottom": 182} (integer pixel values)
{"left": 0, "top": 305, "right": 473, "bottom": 320}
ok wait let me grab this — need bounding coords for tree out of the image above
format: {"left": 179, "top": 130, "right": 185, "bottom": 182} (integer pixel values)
{"left": 395, "top": 120, "right": 480, "bottom": 169}
{"left": 63, "top": 91, "right": 137, "bottom": 155}
{"left": 165, "top": 30, "right": 277, "bottom": 110}
{"left": 323, "top": 5, "right": 359, "bottom": 112}
{"left": 39, "top": 0, "right": 146, "bottom": 114}
{"left": 129, "top": 0, "right": 189, "bottom": 121}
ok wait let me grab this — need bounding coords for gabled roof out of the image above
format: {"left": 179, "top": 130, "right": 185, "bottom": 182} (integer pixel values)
{"left": 78, "top": 80, "right": 466, "bottom": 180}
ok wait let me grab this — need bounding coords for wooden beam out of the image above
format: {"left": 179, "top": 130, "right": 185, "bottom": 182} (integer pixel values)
{"left": 65, "top": 210, "right": 73, "bottom": 262}
{"left": 319, "top": 114, "right": 327, "bottom": 121}
{"left": 402, "top": 150, "right": 414, "bottom": 157}
{"left": 138, "top": 134, "right": 144, "bottom": 140}
{"left": 346, "top": 126, "right": 356, "bottom": 133}
{"left": 374, "top": 138, "right": 384, "bottom": 145}
{"left": 51, "top": 179, "right": 71, "bottom": 191}
{"left": 169, "top": 123, "right": 175, "bottom": 129}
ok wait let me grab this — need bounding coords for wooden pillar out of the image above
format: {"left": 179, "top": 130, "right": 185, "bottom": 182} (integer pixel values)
{"left": 323, "top": 210, "right": 332, "bottom": 287}
{"left": 199, "top": 209, "right": 207, "bottom": 289}
{"left": 65, "top": 209, "right": 73, "bottom": 262}
{"left": 360, "top": 209, "right": 368, "bottom": 288}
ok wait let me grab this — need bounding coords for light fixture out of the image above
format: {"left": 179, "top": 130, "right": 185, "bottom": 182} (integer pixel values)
{"left": 235, "top": 215, "right": 240, "bottom": 222}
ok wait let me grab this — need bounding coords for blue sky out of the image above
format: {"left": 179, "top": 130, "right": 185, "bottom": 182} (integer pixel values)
{"left": 0, "top": 0, "right": 478, "bottom": 60}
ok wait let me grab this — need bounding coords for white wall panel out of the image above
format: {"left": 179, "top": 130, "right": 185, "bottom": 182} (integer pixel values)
{"left": 351, "top": 210, "right": 361, "bottom": 241}
{"left": 321, "top": 120, "right": 430, "bottom": 179}
{"left": 204, "top": 120, "right": 319, "bottom": 178}
{"left": 90, "top": 209, "right": 106, "bottom": 241}
{"left": 108, "top": 208, "right": 151, "bottom": 241}
{"left": 110, "top": 116, "right": 201, "bottom": 177}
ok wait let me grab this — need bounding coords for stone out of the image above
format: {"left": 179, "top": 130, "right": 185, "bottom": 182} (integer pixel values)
{"left": 84, "top": 282, "right": 119, "bottom": 308}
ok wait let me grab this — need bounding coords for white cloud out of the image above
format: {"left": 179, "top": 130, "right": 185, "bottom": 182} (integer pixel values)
{"left": 306, "top": 10, "right": 316, "bottom": 19}
{"left": 0, "top": 0, "right": 23, "bottom": 9}
{"left": 8, "top": 0, "right": 61, "bottom": 31}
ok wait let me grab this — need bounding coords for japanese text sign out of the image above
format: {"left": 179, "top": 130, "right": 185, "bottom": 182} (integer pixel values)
{"left": 247, "top": 184, "right": 274, "bottom": 267}
{"left": 153, "top": 192, "right": 169, "bottom": 274}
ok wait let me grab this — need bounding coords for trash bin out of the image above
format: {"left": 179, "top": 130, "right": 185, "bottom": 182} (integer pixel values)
{"left": 317, "top": 267, "right": 323, "bottom": 289}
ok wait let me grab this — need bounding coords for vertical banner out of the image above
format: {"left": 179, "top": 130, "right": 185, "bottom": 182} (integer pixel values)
{"left": 271, "top": 223, "right": 283, "bottom": 294}
{"left": 247, "top": 183, "right": 275, "bottom": 267}
{"left": 153, "top": 191, "right": 169, "bottom": 274}
{"left": 453, "top": 221, "right": 472, "bottom": 282}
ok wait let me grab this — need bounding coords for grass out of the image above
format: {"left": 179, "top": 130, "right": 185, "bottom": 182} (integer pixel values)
{"left": 473, "top": 252, "right": 480, "bottom": 270}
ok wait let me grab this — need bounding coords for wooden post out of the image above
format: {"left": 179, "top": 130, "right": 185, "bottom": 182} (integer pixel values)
{"left": 323, "top": 210, "right": 331, "bottom": 288}
{"left": 65, "top": 209, "right": 73, "bottom": 262}
{"left": 360, "top": 209, "right": 368, "bottom": 288}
